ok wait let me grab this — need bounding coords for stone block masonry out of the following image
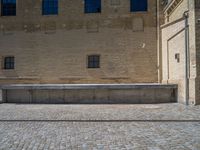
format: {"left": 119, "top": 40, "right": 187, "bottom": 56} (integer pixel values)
{"left": 162, "top": 0, "right": 200, "bottom": 105}
{"left": 0, "top": 0, "right": 159, "bottom": 84}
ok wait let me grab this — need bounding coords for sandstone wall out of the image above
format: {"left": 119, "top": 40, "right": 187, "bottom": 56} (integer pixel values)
{"left": 161, "top": 19, "right": 186, "bottom": 103}
{"left": 0, "top": 0, "right": 158, "bottom": 84}
{"left": 195, "top": 0, "right": 200, "bottom": 104}
{"left": 165, "top": 0, "right": 188, "bottom": 22}
{"left": 162, "top": 0, "right": 199, "bottom": 105}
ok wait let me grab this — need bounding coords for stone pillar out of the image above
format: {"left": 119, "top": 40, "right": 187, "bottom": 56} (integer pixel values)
{"left": 0, "top": 90, "right": 3, "bottom": 103}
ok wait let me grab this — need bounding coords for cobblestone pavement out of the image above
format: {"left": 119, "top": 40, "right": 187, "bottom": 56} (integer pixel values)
{"left": 0, "top": 103, "right": 200, "bottom": 120}
{"left": 0, "top": 104, "right": 200, "bottom": 150}
{"left": 0, "top": 122, "right": 200, "bottom": 150}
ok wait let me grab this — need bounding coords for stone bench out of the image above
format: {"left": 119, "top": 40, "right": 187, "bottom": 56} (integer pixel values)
{"left": 0, "top": 84, "right": 178, "bottom": 104}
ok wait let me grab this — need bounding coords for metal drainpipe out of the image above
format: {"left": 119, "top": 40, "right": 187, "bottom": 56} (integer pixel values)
{"left": 156, "top": 0, "right": 161, "bottom": 83}
{"left": 183, "top": 10, "right": 189, "bottom": 105}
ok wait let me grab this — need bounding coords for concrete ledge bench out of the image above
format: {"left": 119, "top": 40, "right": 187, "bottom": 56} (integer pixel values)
{"left": 0, "top": 84, "right": 178, "bottom": 104}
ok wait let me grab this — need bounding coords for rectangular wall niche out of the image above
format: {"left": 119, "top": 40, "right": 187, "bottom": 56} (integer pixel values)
{"left": 2, "top": 24, "right": 15, "bottom": 35}
{"left": 132, "top": 17, "right": 144, "bottom": 32}
{"left": 86, "top": 21, "right": 99, "bottom": 33}
{"left": 24, "top": 23, "right": 41, "bottom": 33}
{"left": 110, "top": 0, "right": 120, "bottom": 6}
{"left": 44, "top": 21, "right": 56, "bottom": 34}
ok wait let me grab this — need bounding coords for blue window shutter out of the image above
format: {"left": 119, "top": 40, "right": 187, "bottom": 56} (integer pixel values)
{"left": 131, "top": 0, "right": 147, "bottom": 12}
{"left": 42, "top": 0, "right": 58, "bottom": 15}
{"left": 85, "top": 0, "right": 101, "bottom": 13}
{"left": 1, "top": 0, "right": 16, "bottom": 16}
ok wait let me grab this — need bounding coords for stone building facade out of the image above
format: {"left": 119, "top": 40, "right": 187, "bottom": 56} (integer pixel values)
{"left": 0, "top": 0, "right": 159, "bottom": 84}
{"left": 0, "top": 0, "right": 200, "bottom": 105}
{"left": 161, "top": 0, "right": 200, "bottom": 105}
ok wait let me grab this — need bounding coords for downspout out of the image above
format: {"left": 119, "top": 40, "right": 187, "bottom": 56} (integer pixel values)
{"left": 183, "top": 10, "right": 189, "bottom": 105}
{"left": 156, "top": 0, "right": 161, "bottom": 83}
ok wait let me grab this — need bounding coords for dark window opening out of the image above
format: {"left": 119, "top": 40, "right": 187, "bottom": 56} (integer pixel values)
{"left": 130, "top": 0, "right": 147, "bottom": 12}
{"left": 42, "top": 0, "right": 58, "bottom": 15}
{"left": 88, "top": 55, "right": 100, "bottom": 68}
{"left": 175, "top": 53, "right": 180, "bottom": 63}
{"left": 85, "top": 0, "right": 101, "bottom": 13}
{"left": 1, "top": 0, "right": 16, "bottom": 16}
{"left": 4, "top": 56, "right": 14, "bottom": 70}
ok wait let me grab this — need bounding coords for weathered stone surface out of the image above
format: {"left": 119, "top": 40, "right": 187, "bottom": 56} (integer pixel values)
{"left": 162, "top": 0, "right": 200, "bottom": 105}
{"left": 0, "top": 84, "right": 177, "bottom": 104}
{"left": 0, "top": 90, "right": 2, "bottom": 103}
{"left": 0, "top": 0, "right": 159, "bottom": 84}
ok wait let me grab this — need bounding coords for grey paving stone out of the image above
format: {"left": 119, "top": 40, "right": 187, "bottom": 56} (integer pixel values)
{"left": 0, "top": 104, "right": 199, "bottom": 149}
{"left": 0, "top": 103, "right": 199, "bottom": 120}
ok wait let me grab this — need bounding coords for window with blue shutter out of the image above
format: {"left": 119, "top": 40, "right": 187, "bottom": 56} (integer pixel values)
{"left": 130, "top": 0, "right": 147, "bottom": 12}
{"left": 4, "top": 56, "right": 15, "bottom": 70}
{"left": 88, "top": 55, "right": 100, "bottom": 68}
{"left": 42, "top": 0, "right": 58, "bottom": 15}
{"left": 85, "top": 0, "right": 101, "bottom": 13}
{"left": 1, "top": 0, "right": 16, "bottom": 16}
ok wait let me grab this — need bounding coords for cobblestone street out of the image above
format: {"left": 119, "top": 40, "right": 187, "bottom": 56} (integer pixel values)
{"left": 0, "top": 103, "right": 200, "bottom": 120}
{"left": 0, "top": 104, "right": 200, "bottom": 150}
